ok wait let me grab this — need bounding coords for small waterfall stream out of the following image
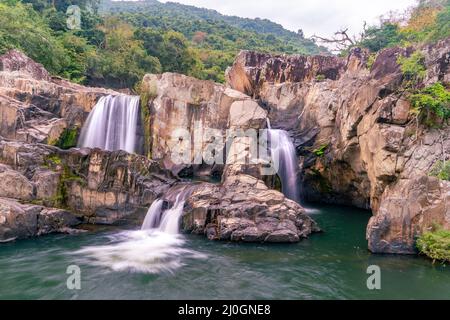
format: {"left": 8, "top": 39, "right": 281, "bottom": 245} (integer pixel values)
{"left": 75, "top": 186, "right": 203, "bottom": 274}
{"left": 141, "top": 185, "right": 195, "bottom": 234}
{"left": 267, "top": 119, "right": 300, "bottom": 203}
{"left": 78, "top": 95, "right": 140, "bottom": 154}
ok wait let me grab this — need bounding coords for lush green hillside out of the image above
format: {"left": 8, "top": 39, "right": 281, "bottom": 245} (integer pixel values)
{"left": 99, "top": 0, "right": 322, "bottom": 55}
{"left": 99, "top": 0, "right": 326, "bottom": 83}
{"left": 0, "top": 0, "right": 324, "bottom": 88}
{"left": 2, "top": 0, "right": 448, "bottom": 90}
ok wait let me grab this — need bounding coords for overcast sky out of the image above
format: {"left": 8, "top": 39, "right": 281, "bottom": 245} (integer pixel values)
{"left": 156, "top": 0, "right": 417, "bottom": 38}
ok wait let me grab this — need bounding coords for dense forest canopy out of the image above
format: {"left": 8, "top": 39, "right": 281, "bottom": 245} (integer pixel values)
{"left": 0, "top": 0, "right": 325, "bottom": 88}
{"left": 0, "top": 0, "right": 448, "bottom": 90}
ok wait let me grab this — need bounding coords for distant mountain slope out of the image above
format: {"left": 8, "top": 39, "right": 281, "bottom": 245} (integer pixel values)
{"left": 99, "top": 0, "right": 326, "bottom": 56}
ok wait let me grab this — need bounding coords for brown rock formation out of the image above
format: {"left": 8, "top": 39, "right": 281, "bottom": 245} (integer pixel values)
{"left": 226, "top": 39, "right": 450, "bottom": 253}
{"left": 183, "top": 174, "right": 319, "bottom": 243}
{"left": 0, "top": 50, "right": 117, "bottom": 145}
{"left": 0, "top": 138, "right": 176, "bottom": 228}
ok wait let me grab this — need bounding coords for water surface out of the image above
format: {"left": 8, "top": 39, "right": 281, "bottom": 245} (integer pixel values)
{"left": 0, "top": 205, "right": 448, "bottom": 300}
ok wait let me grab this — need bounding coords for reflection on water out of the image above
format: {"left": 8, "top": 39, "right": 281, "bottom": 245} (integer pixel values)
{"left": 0, "top": 204, "right": 448, "bottom": 300}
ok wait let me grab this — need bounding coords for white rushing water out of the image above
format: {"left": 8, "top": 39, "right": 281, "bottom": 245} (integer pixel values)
{"left": 267, "top": 119, "right": 300, "bottom": 203}
{"left": 141, "top": 186, "right": 194, "bottom": 234}
{"left": 75, "top": 187, "right": 202, "bottom": 274}
{"left": 74, "top": 231, "right": 205, "bottom": 274}
{"left": 78, "top": 95, "right": 140, "bottom": 154}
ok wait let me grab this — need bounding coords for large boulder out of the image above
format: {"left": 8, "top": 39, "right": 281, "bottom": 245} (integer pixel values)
{"left": 0, "top": 164, "right": 33, "bottom": 201}
{"left": 0, "top": 49, "right": 50, "bottom": 81}
{"left": 141, "top": 73, "right": 262, "bottom": 178}
{"left": 0, "top": 197, "right": 81, "bottom": 242}
{"left": 368, "top": 176, "right": 450, "bottom": 254}
{"left": 183, "top": 174, "right": 319, "bottom": 243}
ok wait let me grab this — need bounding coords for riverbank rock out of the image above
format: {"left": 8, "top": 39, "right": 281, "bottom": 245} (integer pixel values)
{"left": 0, "top": 197, "right": 81, "bottom": 242}
{"left": 182, "top": 174, "right": 319, "bottom": 243}
{"left": 226, "top": 39, "right": 450, "bottom": 253}
{"left": 0, "top": 137, "right": 177, "bottom": 233}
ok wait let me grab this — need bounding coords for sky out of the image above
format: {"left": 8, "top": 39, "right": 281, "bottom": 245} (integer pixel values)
{"left": 154, "top": 0, "right": 418, "bottom": 39}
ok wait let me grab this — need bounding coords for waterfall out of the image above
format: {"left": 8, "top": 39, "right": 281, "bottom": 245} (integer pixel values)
{"left": 267, "top": 120, "right": 300, "bottom": 203}
{"left": 141, "top": 200, "right": 164, "bottom": 231}
{"left": 78, "top": 95, "right": 140, "bottom": 154}
{"left": 76, "top": 186, "right": 204, "bottom": 274}
{"left": 141, "top": 186, "right": 195, "bottom": 234}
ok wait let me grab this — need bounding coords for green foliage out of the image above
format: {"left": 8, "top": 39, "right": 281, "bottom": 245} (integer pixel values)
{"left": 355, "top": 0, "right": 450, "bottom": 53}
{"left": 45, "top": 154, "right": 62, "bottom": 166}
{"left": 313, "top": 144, "right": 329, "bottom": 157}
{"left": 87, "top": 16, "right": 161, "bottom": 88}
{"left": 417, "top": 226, "right": 450, "bottom": 263}
{"left": 55, "top": 127, "right": 79, "bottom": 149}
{"left": 315, "top": 74, "right": 326, "bottom": 82}
{"left": 1, "top": 0, "right": 323, "bottom": 87}
{"left": 429, "top": 160, "right": 450, "bottom": 180}
{"left": 99, "top": 0, "right": 325, "bottom": 83}
{"left": 366, "top": 53, "right": 377, "bottom": 70}
{"left": 428, "top": 3, "right": 450, "bottom": 40}
{"left": 409, "top": 82, "right": 450, "bottom": 126}
{"left": 359, "top": 24, "right": 402, "bottom": 52}
{"left": 397, "top": 51, "right": 427, "bottom": 88}
{"left": 0, "top": 1, "right": 69, "bottom": 74}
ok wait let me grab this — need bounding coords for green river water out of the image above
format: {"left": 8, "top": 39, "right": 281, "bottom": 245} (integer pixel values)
{"left": 0, "top": 204, "right": 448, "bottom": 300}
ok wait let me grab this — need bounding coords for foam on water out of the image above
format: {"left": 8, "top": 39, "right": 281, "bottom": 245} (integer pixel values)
{"left": 74, "top": 230, "right": 206, "bottom": 274}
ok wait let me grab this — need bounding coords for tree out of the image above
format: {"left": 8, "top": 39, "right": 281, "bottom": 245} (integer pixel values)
{"left": 88, "top": 17, "right": 161, "bottom": 88}
{"left": 311, "top": 27, "right": 359, "bottom": 53}
{"left": 134, "top": 27, "right": 164, "bottom": 57}
{"left": 359, "top": 24, "right": 402, "bottom": 52}
{"left": 0, "top": 1, "right": 68, "bottom": 74}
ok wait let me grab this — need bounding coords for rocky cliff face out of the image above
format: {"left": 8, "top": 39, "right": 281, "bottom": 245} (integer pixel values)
{"left": 140, "top": 72, "right": 316, "bottom": 242}
{"left": 0, "top": 50, "right": 116, "bottom": 145}
{"left": 226, "top": 40, "right": 450, "bottom": 254}
{"left": 183, "top": 174, "right": 319, "bottom": 243}
{"left": 0, "top": 50, "right": 177, "bottom": 241}
{"left": 2, "top": 42, "right": 446, "bottom": 252}
{"left": 0, "top": 50, "right": 316, "bottom": 244}
{"left": 141, "top": 73, "right": 267, "bottom": 177}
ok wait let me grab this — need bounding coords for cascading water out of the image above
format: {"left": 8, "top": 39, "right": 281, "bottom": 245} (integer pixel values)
{"left": 78, "top": 94, "right": 140, "bottom": 154}
{"left": 266, "top": 119, "right": 300, "bottom": 203}
{"left": 74, "top": 186, "right": 204, "bottom": 274}
{"left": 141, "top": 200, "right": 164, "bottom": 231}
{"left": 141, "top": 186, "right": 195, "bottom": 234}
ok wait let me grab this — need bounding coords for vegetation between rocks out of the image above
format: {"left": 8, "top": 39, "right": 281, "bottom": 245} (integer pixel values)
{"left": 397, "top": 51, "right": 427, "bottom": 88}
{"left": 417, "top": 226, "right": 450, "bottom": 263}
{"left": 55, "top": 127, "right": 79, "bottom": 149}
{"left": 409, "top": 82, "right": 450, "bottom": 127}
{"left": 429, "top": 160, "right": 450, "bottom": 180}
{"left": 313, "top": 144, "right": 329, "bottom": 157}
